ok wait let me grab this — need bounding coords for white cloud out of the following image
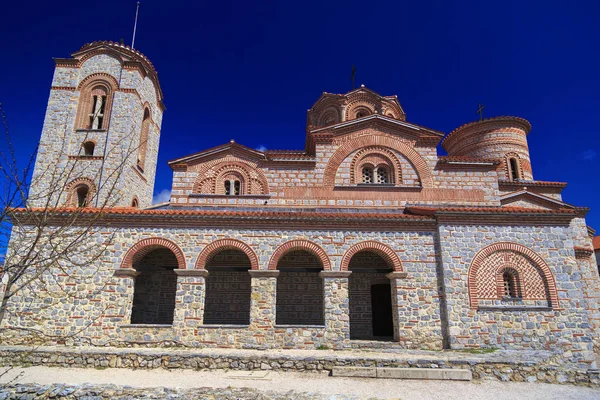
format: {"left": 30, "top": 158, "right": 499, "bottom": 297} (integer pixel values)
{"left": 256, "top": 145, "right": 267, "bottom": 152}
{"left": 152, "top": 189, "right": 171, "bottom": 204}
{"left": 582, "top": 149, "right": 597, "bottom": 161}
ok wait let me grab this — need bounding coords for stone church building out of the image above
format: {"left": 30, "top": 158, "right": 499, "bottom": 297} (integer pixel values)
{"left": 3, "top": 41, "right": 600, "bottom": 368}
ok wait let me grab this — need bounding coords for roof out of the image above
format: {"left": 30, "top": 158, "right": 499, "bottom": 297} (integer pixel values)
{"left": 437, "top": 156, "right": 501, "bottom": 165}
{"left": 68, "top": 41, "right": 164, "bottom": 107}
{"left": 498, "top": 180, "right": 568, "bottom": 189}
{"left": 9, "top": 207, "right": 435, "bottom": 230}
{"left": 593, "top": 236, "right": 600, "bottom": 250}
{"left": 442, "top": 116, "right": 532, "bottom": 149}
{"left": 167, "top": 141, "right": 266, "bottom": 166}
{"left": 404, "top": 206, "right": 577, "bottom": 216}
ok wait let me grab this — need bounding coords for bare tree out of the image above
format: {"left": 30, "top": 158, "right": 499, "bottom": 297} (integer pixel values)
{"left": 0, "top": 102, "right": 143, "bottom": 342}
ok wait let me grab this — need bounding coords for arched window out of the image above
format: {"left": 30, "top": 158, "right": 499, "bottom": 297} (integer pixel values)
{"left": 137, "top": 108, "right": 151, "bottom": 172}
{"left": 131, "top": 197, "right": 139, "bottom": 208}
{"left": 501, "top": 269, "right": 520, "bottom": 298}
{"left": 362, "top": 166, "right": 374, "bottom": 183}
{"left": 75, "top": 75, "right": 117, "bottom": 131}
{"left": 82, "top": 141, "right": 95, "bottom": 156}
{"left": 509, "top": 158, "right": 520, "bottom": 181}
{"left": 75, "top": 185, "right": 89, "bottom": 207}
{"left": 224, "top": 179, "right": 241, "bottom": 195}
{"left": 356, "top": 111, "right": 367, "bottom": 118}
{"left": 376, "top": 166, "right": 390, "bottom": 184}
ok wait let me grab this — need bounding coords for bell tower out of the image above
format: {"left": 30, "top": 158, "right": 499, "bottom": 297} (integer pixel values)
{"left": 29, "top": 41, "right": 165, "bottom": 209}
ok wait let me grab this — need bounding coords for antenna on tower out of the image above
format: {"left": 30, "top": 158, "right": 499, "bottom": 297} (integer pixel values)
{"left": 131, "top": 1, "right": 141, "bottom": 49}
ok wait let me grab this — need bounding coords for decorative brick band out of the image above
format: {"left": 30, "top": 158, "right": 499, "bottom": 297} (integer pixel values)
{"left": 268, "top": 239, "right": 331, "bottom": 270}
{"left": 323, "top": 133, "right": 434, "bottom": 187}
{"left": 467, "top": 242, "right": 558, "bottom": 309}
{"left": 574, "top": 246, "right": 594, "bottom": 259}
{"left": 195, "top": 239, "right": 259, "bottom": 270}
{"left": 120, "top": 237, "right": 186, "bottom": 270}
{"left": 340, "top": 241, "right": 403, "bottom": 272}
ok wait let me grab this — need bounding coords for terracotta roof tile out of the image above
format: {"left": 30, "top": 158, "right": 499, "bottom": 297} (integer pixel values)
{"left": 437, "top": 156, "right": 501, "bottom": 165}
{"left": 593, "top": 236, "right": 600, "bottom": 250}
{"left": 442, "top": 116, "right": 532, "bottom": 147}
{"left": 404, "top": 206, "right": 577, "bottom": 216}
{"left": 498, "top": 180, "right": 567, "bottom": 188}
{"left": 13, "top": 207, "right": 430, "bottom": 221}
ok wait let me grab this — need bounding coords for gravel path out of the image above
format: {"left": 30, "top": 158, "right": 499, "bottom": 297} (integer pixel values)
{"left": 1, "top": 366, "right": 599, "bottom": 399}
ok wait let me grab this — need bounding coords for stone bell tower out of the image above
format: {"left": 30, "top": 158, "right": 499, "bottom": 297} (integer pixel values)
{"left": 29, "top": 41, "right": 165, "bottom": 209}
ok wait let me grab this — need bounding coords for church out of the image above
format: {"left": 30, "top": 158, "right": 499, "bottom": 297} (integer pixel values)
{"left": 3, "top": 41, "right": 599, "bottom": 368}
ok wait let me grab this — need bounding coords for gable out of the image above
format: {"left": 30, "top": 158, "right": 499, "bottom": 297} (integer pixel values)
{"left": 500, "top": 191, "right": 574, "bottom": 211}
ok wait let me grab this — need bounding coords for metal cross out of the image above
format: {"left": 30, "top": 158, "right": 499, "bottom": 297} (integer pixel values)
{"left": 477, "top": 104, "right": 485, "bottom": 121}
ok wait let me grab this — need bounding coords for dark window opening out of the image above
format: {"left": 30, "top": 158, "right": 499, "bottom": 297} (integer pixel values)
{"left": 509, "top": 158, "right": 520, "bottom": 181}
{"left": 276, "top": 250, "right": 324, "bottom": 325}
{"left": 503, "top": 271, "right": 518, "bottom": 298}
{"left": 131, "top": 248, "right": 178, "bottom": 325}
{"left": 204, "top": 249, "right": 252, "bottom": 325}
{"left": 76, "top": 185, "right": 89, "bottom": 207}
{"left": 131, "top": 198, "right": 139, "bottom": 208}
{"left": 83, "top": 141, "right": 95, "bottom": 156}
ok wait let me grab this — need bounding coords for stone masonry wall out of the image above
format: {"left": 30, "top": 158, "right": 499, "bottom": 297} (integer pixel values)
{"left": 438, "top": 223, "right": 597, "bottom": 367}
{"left": 2, "top": 225, "right": 440, "bottom": 352}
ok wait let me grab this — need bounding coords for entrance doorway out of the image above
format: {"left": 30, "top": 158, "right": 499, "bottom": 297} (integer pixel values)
{"left": 371, "top": 284, "right": 393, "bottom": 337}
{"left": 348, "top": 250, "right": 394, "bottom": 340}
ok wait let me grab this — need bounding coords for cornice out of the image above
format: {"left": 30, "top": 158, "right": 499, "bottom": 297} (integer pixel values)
{"left": 9, "top": 207, "right": 437, "bottom": 232}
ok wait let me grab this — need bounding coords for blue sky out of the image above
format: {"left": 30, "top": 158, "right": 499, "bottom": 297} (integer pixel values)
{"left": 1, "top": 1, "right": 599, "bottom": 230}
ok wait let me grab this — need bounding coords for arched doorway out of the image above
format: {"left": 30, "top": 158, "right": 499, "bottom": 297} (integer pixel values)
{"left": 131, "top": 248, "right": 179, "bottom": 324}
{"left": 275, "top": 250, "right": 324, "bottom": 325}
{"left": 203, "top": 249, "right": 252, "bottom": 325}
{"left": 348, "top": 250, "right": 394, "bottom": 340}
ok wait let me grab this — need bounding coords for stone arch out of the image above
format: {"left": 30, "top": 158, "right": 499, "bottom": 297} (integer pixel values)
{"left": 78, "top": 48, "right": 125, "bottom": 68}
{"left": 467, "top": 242, "right": 558, "bottom": 309}
{"left": 268, "top": 239, "right": 331, "bottom": 270}
{"left": 341, "top": 241, "right": 403, "bottom": 272}
{"left": 323, "top": 134, "right": 434, "bottom": 187}
{"left": 195, "top": 239, "right": 259, "bottom": 270}
{"left": 120, "top": 237, "right": 186, "bottom": 270}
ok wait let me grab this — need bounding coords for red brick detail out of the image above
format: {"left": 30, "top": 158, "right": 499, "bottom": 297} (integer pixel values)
{"left": 193, "top": 158, "right": 269, "bottom": 196}
{"left": 195, "top": 239, "right": 259, "bottom": 270}
{"left": 65, "top": 177, "right": 97, "bottom": 207}
{"left": 75, "top": 73, "right": 119, "bottom": 131}
{"left": 467, "top": 242, "right": 558, "bottom": 309}
{"left": 340, "top": 241, "right": 403, "bottom": 272}
{"left": 350, "top": 146, "right": 402, "bottom": 185}
{"left": 120, "top": 238, "right": 186, "bottom": 270}
{"left": 323, "top": 134, "right": 434, "bottom": 187}
{"left": 268, "top": 240, "right": 331, "bottom": 270}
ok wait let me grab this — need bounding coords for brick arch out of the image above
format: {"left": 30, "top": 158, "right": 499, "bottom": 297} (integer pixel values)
{"left": 341, "top": 241, "right": 403, "bottom": 272}
{"left": 193, "top": 158, "right": 269, "bottom": 195}
{"left": 350, "top": 146, "right": 402, "bottom": 185}
{"left": 195, "top": 239, "right": 259, "bottom": 270}
{"left": 75, "top": 73, "right": 119, "bottom": 130}
{"left": 268, "top": 240, "right": 331, "bottom": 270}
{"left": 77, "top": 72, "right": 120, "bottom": 91}
{"left": 467, "top": 242, "right": 558, "bottom": 309}
{"left": 120, "top": 237, "right": 186, "bottom": 270}
{"left": 323, "top": 134, "right": 434, "bottom": 187}
{"left": 65, "top": 177, "right": 97, "bottom": 207}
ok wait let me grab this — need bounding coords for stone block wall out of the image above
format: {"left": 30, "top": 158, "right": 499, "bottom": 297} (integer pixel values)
{"left": 437, "top": 223, "right": 597, "bottom": 366}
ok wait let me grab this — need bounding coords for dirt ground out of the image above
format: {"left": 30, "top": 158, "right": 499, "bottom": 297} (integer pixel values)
{"left": 1, "top": 366, "right": 599, "bottom": 399}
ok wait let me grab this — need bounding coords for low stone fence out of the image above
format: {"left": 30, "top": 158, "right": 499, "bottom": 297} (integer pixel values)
{"left": 0, "top": 384, "right": 320, "bottom": 400}
{"left": 0, "top": 345, "right": 598, "bottom": 387}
